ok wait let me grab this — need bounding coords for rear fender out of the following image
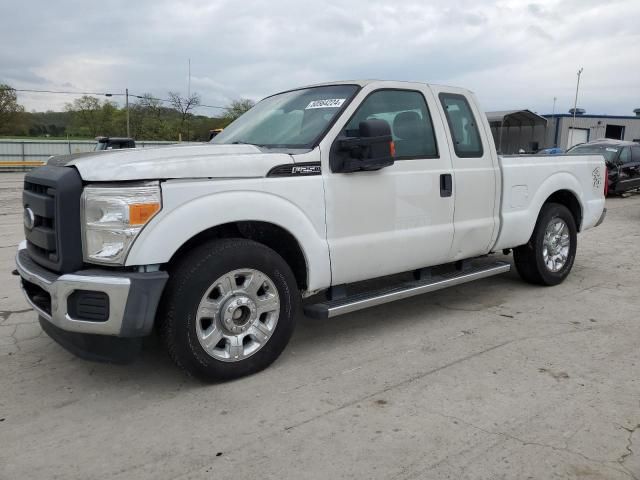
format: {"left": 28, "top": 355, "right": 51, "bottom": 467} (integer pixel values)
{"left": 495, "top": 171, "right": 584, "bottom": 250}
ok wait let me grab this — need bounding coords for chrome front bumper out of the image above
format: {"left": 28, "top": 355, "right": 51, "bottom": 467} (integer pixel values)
{"left": 15, "top": 241, "right": 168, "bottom": 337}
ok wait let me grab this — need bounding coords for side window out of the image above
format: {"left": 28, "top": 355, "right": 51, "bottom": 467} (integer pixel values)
{"left": 344, "top": 89, "right": 438, "bottom": 159}
{"left": 619, "top": 147, "right": 631, "bottom": 163}
{"left": 439, "top": 93, "right": 483, "bottom": 158}
{"left": 631, "top": 147, "right": 640, "bottom": 162}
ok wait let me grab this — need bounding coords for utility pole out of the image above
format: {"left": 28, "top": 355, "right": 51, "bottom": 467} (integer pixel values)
{"left": 568, "top": 67, "right": 583, "bottom": 148}
{"left": 187, "top": 59, "right": 191, "bottom": 142}
{"left": 552, "top": 96, "right": 557, "bottom": 147}
{"left": 125, "top": 88, "right": 130, "bottom": 138}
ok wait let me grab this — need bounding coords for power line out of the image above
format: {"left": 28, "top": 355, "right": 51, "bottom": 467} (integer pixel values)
{"left": 0, "top": 86, "right": 226, "bottom": 109}
{"left": 1, "top": 87, "right": 122, "bottom": 96}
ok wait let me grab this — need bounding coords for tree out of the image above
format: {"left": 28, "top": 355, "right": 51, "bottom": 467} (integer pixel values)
{"left": 168, "top": 91, "right": 201, "bottom": 139}
{"left": 223, "top": 98, "right": 255, "bottom": 123}
{"left": 0, "top": 84, "right": 26, "bottom": 134}
{"left": 65, "top": 96, "right": 103, "bottom": 137}
{"left": 99, "top": 101, "right": 123, "bottom": 137}
{"left": 128, "top": 94, "right": 175, "bottom": 140}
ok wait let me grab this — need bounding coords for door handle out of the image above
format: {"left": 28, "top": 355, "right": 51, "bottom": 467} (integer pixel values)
{"left": 440, "top": 173, "right": 453, "bottom": 197}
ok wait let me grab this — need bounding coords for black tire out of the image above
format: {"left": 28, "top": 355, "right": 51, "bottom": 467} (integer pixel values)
{"left": 158, "top": 238, "right": 299, "bottom": 381}
{"left": 513, "top": 203, "right": 577, "bottom": 286}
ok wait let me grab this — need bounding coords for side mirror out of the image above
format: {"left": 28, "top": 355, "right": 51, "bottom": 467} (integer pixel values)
{"left": 330, "top": 119, "right": 395, "bottom": 173}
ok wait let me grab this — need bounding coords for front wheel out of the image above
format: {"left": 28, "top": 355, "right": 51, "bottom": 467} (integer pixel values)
{"left": 159, "top": 238, "right": 299, "bottom": 381}
{"left": 513, "top": 203, "right": 577, "bottom": 286}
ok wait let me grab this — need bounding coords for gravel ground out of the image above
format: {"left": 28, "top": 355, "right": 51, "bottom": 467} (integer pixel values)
{"left": 0, "top": 172, "right": 638, "bottom": 479}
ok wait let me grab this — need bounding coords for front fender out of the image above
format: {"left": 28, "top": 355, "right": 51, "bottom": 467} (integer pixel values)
{"left": 126, "top": 185, "right": 331, "bottom": 292}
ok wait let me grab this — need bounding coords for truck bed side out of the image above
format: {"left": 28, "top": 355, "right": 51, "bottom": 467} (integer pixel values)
{"left": 494, "top": 154, "right": 606, "bottom": 251}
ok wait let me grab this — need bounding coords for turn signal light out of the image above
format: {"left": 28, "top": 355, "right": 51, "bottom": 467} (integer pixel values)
{"left": 129, "top": 203, "right": 160, "bottom": 225}
{"left": 390, "top": 141, "right": 396, "bottom": 157}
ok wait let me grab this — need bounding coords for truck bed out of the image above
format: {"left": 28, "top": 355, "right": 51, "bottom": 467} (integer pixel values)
{"left": 494, "top": 154, "right": 606, "bottom": 251}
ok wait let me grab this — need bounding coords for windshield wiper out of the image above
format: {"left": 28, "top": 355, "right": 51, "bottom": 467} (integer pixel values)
{"left": 230, "top": 141, "right": 269, "bottom": 148}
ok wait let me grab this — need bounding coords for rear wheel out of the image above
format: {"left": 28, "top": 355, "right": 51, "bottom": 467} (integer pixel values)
{"left": 513, "top": 203, "right": 577, "bottom": 286}
{"left": 159, "top": 238, "right": 299, "bottom": 381}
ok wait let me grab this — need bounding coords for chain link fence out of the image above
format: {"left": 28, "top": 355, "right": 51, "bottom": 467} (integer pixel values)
{"left": 0, "top": 139, "right": 186, "bottom": 171}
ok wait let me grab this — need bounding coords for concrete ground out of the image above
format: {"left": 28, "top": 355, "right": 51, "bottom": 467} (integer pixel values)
{"left": 0, "top": 171, "right": 638, "bottom": 480}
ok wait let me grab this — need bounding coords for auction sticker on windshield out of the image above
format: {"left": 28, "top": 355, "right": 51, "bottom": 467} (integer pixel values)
{"left": 306, "top": 99, "right": 346, "bottom": 109}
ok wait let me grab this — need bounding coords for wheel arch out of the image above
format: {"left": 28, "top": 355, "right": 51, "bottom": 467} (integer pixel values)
{"left": 543, "top": 189, "right": 583, "bottom": 232}
{"left": 168, "top": 221, "right": 310, "bottom": 290}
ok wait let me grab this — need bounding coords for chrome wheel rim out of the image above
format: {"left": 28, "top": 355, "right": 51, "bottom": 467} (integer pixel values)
{"left": 195, "top": 269, "right": 280, "bottom": 362}
{"left": 542, "top": 218, "right": 570, "bottom": 272}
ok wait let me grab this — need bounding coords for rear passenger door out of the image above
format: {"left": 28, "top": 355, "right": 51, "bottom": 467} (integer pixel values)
{"left": 431, "top": 87, "right": 501, "bottom": 260}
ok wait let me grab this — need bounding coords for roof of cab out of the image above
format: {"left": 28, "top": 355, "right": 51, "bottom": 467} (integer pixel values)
{"left": 296, "top": 79, "right": 472, "bottom": 92}
{"left": 261, "top": 80, "right": 475, "bottom": 103}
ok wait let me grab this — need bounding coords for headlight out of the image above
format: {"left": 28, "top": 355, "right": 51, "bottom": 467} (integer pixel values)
{"left": 81, "top": 183, "right": 161, "bottom": 265}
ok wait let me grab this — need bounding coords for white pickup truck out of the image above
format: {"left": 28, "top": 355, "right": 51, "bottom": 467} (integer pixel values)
{"left": 15, "top": 80, "right": 606, "bottom": 380}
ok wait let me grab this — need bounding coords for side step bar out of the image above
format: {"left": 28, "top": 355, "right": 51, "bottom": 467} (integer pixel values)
{"left": 304, "top": 261, "right": 511, "bottom": 319}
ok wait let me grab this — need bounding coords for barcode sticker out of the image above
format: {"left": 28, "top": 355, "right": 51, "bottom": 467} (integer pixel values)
{"left": 305, "top": 99, "right": 346, "bottom": 109}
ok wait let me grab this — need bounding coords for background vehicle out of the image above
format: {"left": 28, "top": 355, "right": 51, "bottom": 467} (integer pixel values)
{"left": 567, "top": 139, "right": 640, "bottom": 194}
{"left": 537, "top": 147, "right": 564, "bottom": 155}
{"left": 94, "top": 136, "right": 136, "bottom": 151}
{"left": 208, "top": 128, "right": 223, "bottom": 140}
{"left": 15, "top": 80, "right": 606, "bottom": 381}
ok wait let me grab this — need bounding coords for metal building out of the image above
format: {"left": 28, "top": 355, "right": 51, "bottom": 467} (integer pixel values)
{"left": 486, "top": 109, "right": 640, "bottom": 153}
{"left": 487, "top": 110, "right": 548, "bottom": 154}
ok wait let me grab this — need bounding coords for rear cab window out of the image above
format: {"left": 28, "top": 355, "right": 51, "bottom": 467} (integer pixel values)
{"left": 439, "top": 93, "right": 483, "bottom": 158}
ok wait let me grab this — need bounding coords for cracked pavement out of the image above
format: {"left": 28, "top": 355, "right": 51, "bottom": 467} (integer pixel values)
{"left": 0, "top": 172, "right": 639, "bottom": 479}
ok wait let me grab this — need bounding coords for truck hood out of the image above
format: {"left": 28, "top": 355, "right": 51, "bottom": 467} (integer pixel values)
{"left": 52, "top": 144, "right": 294, "bottom": 181}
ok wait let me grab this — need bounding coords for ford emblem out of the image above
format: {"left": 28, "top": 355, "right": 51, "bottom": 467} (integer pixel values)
{"left": 24, "top": 207, "right": 35, "bottom": 230}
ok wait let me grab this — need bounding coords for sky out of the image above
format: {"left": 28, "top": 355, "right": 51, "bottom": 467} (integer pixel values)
{"left": 2, "top": 0, "right": 639, "bottom": 116}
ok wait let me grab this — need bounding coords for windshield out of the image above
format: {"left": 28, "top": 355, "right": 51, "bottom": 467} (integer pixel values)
{"left": 567, "top": 144, "right": 619, "bottom": 162}
{"left": 212, "top": 85, "right": 359, "bottom": 148}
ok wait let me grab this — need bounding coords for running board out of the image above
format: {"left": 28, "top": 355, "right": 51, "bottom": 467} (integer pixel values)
{"left": 304, "top": 261, "right": 511, "bottom": 319}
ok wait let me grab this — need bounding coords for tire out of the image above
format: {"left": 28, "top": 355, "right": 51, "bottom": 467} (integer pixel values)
{"left": 158, "top": 238, "right": 299, "bottom": 381}
{"left": 513, "top": 203, "right": 577, "bottom": 286}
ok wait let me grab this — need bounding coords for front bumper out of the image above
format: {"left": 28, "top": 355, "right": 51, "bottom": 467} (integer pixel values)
{"left": 15, "top": 241, "right": 168, "bottom": 338}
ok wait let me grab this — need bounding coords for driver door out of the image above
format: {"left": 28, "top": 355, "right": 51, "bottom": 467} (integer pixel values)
{"left": 320, "top": 84, "right": 455, "bottom": 285}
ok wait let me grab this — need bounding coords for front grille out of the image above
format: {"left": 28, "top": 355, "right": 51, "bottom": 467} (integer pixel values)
{"left": 24, "top": 180, "right": 58, "bottom": 261}
{"left": 23, "top": 166, "right": 84, "bottom": 273}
